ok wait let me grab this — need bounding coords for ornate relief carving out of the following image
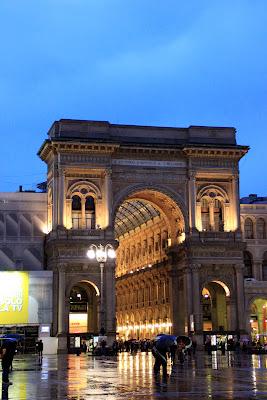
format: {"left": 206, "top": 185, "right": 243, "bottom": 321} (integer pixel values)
{"left": 61, "top": 154, "right": 109, "bottom": 164}
{"left": 191, "top": 158, "right": 237, "bottom": 168}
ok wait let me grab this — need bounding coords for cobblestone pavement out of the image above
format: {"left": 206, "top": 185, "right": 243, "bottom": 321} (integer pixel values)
{"left": 2, "top": 351, "right": 267, "bottom": 399}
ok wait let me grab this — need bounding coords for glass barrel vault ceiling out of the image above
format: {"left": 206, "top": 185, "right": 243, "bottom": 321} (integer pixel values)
{"left": 114, "top": 200, "right": 160, "bottom": 238}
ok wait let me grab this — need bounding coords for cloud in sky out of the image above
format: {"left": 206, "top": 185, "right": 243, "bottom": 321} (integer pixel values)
{"left": 0, "top": 0, "right": 266, "bottom": 194}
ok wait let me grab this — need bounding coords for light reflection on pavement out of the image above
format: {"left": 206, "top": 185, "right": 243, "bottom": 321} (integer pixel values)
{"left": 2, "top": 351, "right": 267, "bottom": 399}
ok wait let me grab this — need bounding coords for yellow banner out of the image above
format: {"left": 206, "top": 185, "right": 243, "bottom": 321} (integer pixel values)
{"left": 0, "top": 272, "right": 29, "bottom": 324}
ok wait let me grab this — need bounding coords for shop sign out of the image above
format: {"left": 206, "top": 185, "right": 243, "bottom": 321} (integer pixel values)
{"left": 70, "top": 303, "right": 87, "bottom": 312}
{"left": 0, "top": 272, "right": 29, "bottom": 324}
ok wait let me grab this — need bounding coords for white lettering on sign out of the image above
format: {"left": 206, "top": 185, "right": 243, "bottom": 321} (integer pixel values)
{"left": 0, "top": 290, "right": 24, "bottom": 312}
{"left": 112, "top": 159, "right": 186, "bottom": 168}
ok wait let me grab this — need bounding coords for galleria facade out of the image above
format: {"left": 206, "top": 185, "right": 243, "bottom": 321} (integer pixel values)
{"left": 0, "top": 119, "right": 267, "bottom": 352}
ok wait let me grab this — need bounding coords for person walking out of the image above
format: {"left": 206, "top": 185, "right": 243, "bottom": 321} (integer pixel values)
{"left": 1, "top": 339, "right": 14, "bottom": 386}
{"left": 8, "top": 340, "right": 16, "bottom": 371}
{"left": 36, "top": 339, "right": 43, "bottom": 360}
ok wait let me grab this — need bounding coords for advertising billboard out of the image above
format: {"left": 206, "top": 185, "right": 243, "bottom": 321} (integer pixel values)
{"left": 0, "top": 272, "right": 29, "bottom": 324}
{"left": 69, "top": 313, "right": 88, "bottom": 333}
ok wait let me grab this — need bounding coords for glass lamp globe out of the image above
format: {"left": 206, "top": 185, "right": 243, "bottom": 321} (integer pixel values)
{"left": 87, "top": 249, "right": 95, "bottom": 259}
{"left": 107, "top": 248, "right": 116, "bottom": 259}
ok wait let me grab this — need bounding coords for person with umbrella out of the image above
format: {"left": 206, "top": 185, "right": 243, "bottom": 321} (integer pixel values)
{"left": 152, "top": 334, "right": 177, "bottom": 380}
{"left": 177, "top": 335, "right": 192, "bottom": 364}
{"left": 0, "top": 338, "right": 16, "bottom": 386}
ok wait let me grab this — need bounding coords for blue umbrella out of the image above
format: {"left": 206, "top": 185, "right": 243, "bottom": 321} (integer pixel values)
{"left": 1, "top": 334, "right": 24, "bottom": 341}
{"left": 154, "top": 334, "right": 177, "bottom": 350}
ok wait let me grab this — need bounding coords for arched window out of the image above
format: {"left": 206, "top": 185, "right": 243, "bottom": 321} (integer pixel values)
{"left": 200, "top": 197, "right": 224, "bottom": 232}
{"left": 262, "top": 252, "right": 267, "bottom": 281}
{"left": 71, "top": 194, "right": 96, "bottom": 229}
{"left": 85, "top": 196, "right": 95, "bottom": 229}
{"left": 85, "top": 196, "right": 95, "bottom": 211}
{"left": 72, "top": 195, "right": 81, "bottom": 211}
{"left": 71, "top": 195, "right": 82, "bottom": 228}
{"left": 243, "top": 251, "right": 253, "bottom": 278}
{"left": 257, "top": 218, "right": 266, "bottom": 239}
{"left": 244, "top": 218, "right": 254, "bottom": 239}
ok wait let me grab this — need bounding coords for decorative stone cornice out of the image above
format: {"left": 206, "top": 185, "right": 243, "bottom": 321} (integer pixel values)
{"left": 182, "top": 146, "right": 248, "bottom": 160}
{"left": 38, "top": 140, "right": 120, "bottom": 162}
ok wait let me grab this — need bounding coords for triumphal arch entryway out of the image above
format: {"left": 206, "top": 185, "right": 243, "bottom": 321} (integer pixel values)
{"left": 38, "top": 119, "right": 248, "bottom": 352}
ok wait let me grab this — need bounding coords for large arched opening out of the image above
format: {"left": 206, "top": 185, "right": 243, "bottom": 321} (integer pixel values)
{"left": 67, "top": 280, "right": 99, "bottom": 352}
{"left": 113, "top": 187, "right": 186, "bottom": 339}
{"left": 202, "top": 280, "right": 232, "bottom": 350}
{"left": 202, "top": 280, "right": 230, "bottom": 332}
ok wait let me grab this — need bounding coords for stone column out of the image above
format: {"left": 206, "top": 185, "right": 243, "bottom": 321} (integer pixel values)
{"left": 47, "top": 204, "right": 52, "bottom": 232}
{"left": 232, "top": 175, "right": 240, "bottom": 230}
{"left": 52, "top": 163, "right": 58, "bottom": 228}
{"left": 209, "top": 202, "right": 215, "bottom": 231}
{"left": 81, "top": 197, "right": 86, "bottom": 229}
{"left": 65, "top": 199, "right": 72, "bottom": 229}
{"left": 188, "top": 172, "right": 196, "bottom": 230}
{"left": 224, "top": 203, "right": 230, "bottom": 231}
{"left": 235, "top": 264, "right": 245, "bottom": 331}
{"left": 226, "top": 299, "right": 237, "bottom": 331}
{"left": 184, "top": 267, "right": 193, "bottom": 333}
{"left": 192, "top": 264, "right": 201, "bottom": 333}
{"left": 57, "top": 265, "right": 67, "bottom": 353}
{"left": 196, "top": 202, "right": 202, "bottom": 231}
{"left": 52, "top": 269, "right": 59, "bottom": 337}
{"left": 104, "top": 169, "right": 112, "bottom": 228}
{"left": 100, "top": 262, "right": 105, "bottom": 328}
{"left": 104, "top": 260, "right": 116, "bottom": 344}
{"left": 168, "top": 269, "right": 179, "bottom": 334}
{"left": 58, "top": 168, "right": 65, "bottom": 227}
{"left": 58, "top": 268, "right": 66, "bottom": 334}
{"left": 257, "top": 310, "right": 265, "bottom": 336}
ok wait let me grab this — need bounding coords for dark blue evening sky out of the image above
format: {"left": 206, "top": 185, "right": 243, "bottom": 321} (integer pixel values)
{"left": 1, "top": 1, "right": 266, "bottom": 196}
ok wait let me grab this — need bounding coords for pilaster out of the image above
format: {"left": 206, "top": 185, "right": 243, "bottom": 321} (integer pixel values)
{"left": 235, "top": 263, "right": 245, "bottom": 331}
{"left": 192, "top": 263, "right": 202, "bottom": 333}
{"left": 104, "top": 169, "right": 112, "bottom": 228}
{"left": 188, "top": 171, "right": 196, "bottom": 230}
{"left": 232, "top": 174, "right": 240, "bottom": 230}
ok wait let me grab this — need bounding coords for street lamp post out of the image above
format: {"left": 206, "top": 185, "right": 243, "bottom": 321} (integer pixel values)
{"left": 87, "top": 244, "right": 116, "bottom": 331}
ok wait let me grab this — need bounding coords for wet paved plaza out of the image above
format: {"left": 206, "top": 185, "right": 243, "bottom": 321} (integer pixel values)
{"left": 2, "top": 351, "right": 267, "bottom": 399}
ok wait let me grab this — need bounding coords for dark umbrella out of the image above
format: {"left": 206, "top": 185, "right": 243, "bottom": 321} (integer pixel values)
{"left": 154, "top": 334, "right": 177, "bottom": 350}
{"left": 177, "top": 335, "right": 192, "bottom": 349}
{"left": 1, "top": 334, "right": 24, "bottom": 341}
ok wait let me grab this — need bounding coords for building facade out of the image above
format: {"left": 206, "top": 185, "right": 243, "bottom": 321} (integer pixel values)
{"left": 0, "top": 192, "right": 52, "bottom": 351}
{"left": 240, "top": 195, "right": 267, "bottom": 339}
{"left": 1, "top": 119, "right": 267, "bottom": 352}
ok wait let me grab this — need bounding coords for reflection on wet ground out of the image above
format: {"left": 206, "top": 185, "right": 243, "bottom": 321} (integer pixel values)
{"left": 2, "top": 351, "right": 267, "bottom": 399}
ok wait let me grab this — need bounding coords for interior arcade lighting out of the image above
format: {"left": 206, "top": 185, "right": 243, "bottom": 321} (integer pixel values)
{"left": 87, "top": 244, "right": 116, "bottom": 328}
